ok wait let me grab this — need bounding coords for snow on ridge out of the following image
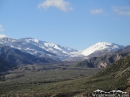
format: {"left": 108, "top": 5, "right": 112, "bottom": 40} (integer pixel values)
{"left": 16, "top": 37, "right": 78, "bottom": 59}
{"left": 34, "top": 39, "right": 39, "bottom": 43}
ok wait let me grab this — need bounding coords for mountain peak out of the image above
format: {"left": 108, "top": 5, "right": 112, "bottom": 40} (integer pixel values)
{"left": 81, "top": 42, "right": 124, "bottom": 57}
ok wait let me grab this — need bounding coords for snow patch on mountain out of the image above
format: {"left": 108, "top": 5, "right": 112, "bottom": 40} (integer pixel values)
{"left": 81, "top": 42, "right": 124, "bottom": 56}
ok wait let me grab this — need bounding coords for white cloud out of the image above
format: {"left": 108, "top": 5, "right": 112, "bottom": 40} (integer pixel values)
{"left": 112, "top": 6, "right": 130, "bottom": 16}
{"left": 0, "top": 24, "right": 4, "bottom": 31}
{"left": 0, "top": 34, "right": 7, "bottom": 38}
{"left": 90, "top": 9, "right": 103, "bottom": 14}
{"left": 38, "top": 0, "right": 73, "bottom": 12}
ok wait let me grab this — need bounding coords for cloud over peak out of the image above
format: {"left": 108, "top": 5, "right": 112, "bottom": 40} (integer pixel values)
{"left": 38, "top": 0, "right": 73, "bottom": 12}
{"left": 112, "top": 6, "right": 130, "bottom": 16}
{"left": 0, "top": 24, "right": 4, "bottom": 31}
{"left": 90, "top": 9, "right": 103, "bottom": 14}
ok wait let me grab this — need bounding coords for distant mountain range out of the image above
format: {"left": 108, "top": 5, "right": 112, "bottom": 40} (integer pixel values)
{"left": 0, "top": 35, "right": 124, "bottom": 60}
{"left": 0, "top": 35, "right": 129, "bottom": 72}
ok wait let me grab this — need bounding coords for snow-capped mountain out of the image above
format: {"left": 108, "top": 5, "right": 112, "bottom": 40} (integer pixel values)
{"left": 0, "top": 35, "right": 125, "bottom": 60}
{"left": 80, "top": 42, "right": 124, "bottom": 58}
{"left": 0, "top": 36, "right": 78, "bottom": 60}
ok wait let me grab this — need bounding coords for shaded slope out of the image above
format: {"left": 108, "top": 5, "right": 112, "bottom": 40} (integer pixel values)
{"left": 0, "top": 46, "right": 57, "bottom": 65}
{"left": 0, "top": 56, "right": 16, "bottom": 72}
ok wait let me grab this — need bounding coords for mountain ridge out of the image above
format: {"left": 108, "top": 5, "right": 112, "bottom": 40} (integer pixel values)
{"left": 0, "top": 37, "right": 79, "bottom": 60}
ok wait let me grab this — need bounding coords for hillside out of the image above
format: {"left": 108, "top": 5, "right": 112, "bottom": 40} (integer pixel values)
{"left": 93, "top": 54, "right": 130, "bottom": 91}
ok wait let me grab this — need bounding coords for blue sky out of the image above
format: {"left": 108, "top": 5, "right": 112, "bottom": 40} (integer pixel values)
{"left": 0, "top": 0, "right": 130, "bottom": 50}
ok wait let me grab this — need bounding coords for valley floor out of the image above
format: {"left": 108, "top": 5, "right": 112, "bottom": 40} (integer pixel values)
{"left": 0, "top": 65, "right": 101, "bottom": 97}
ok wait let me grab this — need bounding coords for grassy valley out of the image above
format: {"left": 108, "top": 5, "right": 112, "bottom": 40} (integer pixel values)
{"left": 0, "top": 54, "right": 130, "bottom": 96}
{"left": 0, "top": 64, "right": 101, "bottom": 96}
